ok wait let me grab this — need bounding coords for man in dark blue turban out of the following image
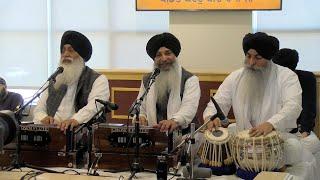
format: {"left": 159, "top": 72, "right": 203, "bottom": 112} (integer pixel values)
{"left": 203, "top": 32, "right": 305, "bottom": 178}
{"left": 33, "top": 30, "right": 110, "bottom": 132}
{"left": 136, "top": 32, "right": 200, "bottom": 135}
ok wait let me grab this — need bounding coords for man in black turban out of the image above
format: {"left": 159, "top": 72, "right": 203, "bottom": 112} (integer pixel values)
{"left": 204, "top": 32, "right": 302, "bottom": 138}
{"left": 33, "top": 30, "right": 110, "bottom": 132}
{"left": 242, "top": 32, "right": 279, "bottom": 61}
{"left": 146, "top": 32, "right": 181, "bottom": 60}
{"left": 136, "top": 32, "right": 200, "bottom": 136}
{"left": 60, "top": 30, "right": 92, "bottom": 62}
{"left": 203, "top": 32, "right": 306, "bottom": 177}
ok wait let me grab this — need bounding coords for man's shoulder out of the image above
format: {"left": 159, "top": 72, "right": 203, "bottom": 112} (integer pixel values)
{"left": 295, "top": 70, "right": 316, "bottom": 79}
{"left": 86, "top": 66, "right": 101, "bottom": 76}
{"left": 8, "top": 91, "right": 21, "bottom": 97}
{"left": 295, "top": 70, "right": 316, "bottom": 87}
{"left": 227, "top": 68, "right": 244, "bottom": 79}
{"left": 7, "top": 91, "right": 23, "bottom": 100}
{"left": 274, "top": 63, "right": 297, "bottom": 78}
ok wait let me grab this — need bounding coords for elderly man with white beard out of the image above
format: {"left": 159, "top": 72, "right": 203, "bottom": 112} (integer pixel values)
{"left": 136, "top": 32, "right": 201, "bottom": 135}
{"left": 33, "top": 30, "right": 110, "bottom": 131}
{"left": 203, "top": 32, "right": 320, "bottom": 179}
{"left": 204, "top": 32, "right": 302, "bottom": 136}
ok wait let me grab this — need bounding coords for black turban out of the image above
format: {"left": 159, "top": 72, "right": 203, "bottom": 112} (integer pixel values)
{"left": 272, "top": 48, "right": 299, "bottom": 71}
{"left": 146, "top": 32, "right": 181, "bottom": 60}
{"left": 60, "top": 30, "right": 92, "bottom": 62}
{"left": 242, "top": 32, "right": 279, "bottom": 60}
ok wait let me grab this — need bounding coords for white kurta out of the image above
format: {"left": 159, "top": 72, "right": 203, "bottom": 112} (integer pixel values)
{"left": 203, "top": 62, "right": 302, "bottom": 132}
{"left": 137, "top": 65, "right": 201, "bottom": 129}
{"left": 33, "top": 75, "right": 110, "bottom": 124}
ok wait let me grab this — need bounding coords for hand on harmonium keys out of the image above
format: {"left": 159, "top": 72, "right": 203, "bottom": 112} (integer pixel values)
{"left": 138, "top": 116, "right": 148, "bottom": 126}
{"left": 56, "top": 119, "right": 79, "bottom": 132}
{"left": 40, "top": 116, "right": 55, "bottom": 125}
{"left": 153, "top": 119, "right": 178, "bottom": 133}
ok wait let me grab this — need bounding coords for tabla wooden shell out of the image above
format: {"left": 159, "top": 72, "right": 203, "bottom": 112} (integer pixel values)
{"left": 199, "top": 127, "right": 233, "bottom": 167}
{"left": 231, "top": 130, "right": 284, "bottom": 172}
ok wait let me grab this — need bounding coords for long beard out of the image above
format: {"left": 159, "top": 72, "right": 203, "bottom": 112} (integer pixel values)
{"left": 154, "top": 61, "right": 180, "bottom": 104}
{"left": 237, "top": 61, "right": 272, "bottom": 125}
{"left": 54, "top": 57, "right": 85, "bottom": 90}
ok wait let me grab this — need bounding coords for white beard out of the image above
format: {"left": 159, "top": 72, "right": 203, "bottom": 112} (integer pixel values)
{"left": 54, "top": 57, "right": 85, "bottom": 90}
{"left": 237, "top": 61, "right": 272, "bottom": 126}
{"left": 154, "top": 61, "right": 180, "bottom": 104}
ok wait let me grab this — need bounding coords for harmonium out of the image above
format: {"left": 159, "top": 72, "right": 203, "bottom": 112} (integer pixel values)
{"left": 92, "top": 123, "right": 179, "bottom": 170}
{"left": 0, "top": 123, "right": 87, "bottom": 169}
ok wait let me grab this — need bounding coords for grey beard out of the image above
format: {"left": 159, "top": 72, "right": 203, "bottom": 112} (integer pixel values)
{"left": 54, "top": 57, "right": 85, "bottom": 90}
{"left": 154, "top": 61, "right": 180, "bottom": 104}
{"left": 238, "top": 62, "right": 272, "bottom": 125}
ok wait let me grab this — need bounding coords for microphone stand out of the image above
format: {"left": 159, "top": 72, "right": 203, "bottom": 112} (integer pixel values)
{"left": 171, "top": 96, "right": 227, "bottom": 155}
{"left": 74, "top": 105, "right": 110, "bottom": 175}
{"left": 170, "top": 113, "right": 219, "bottom": 155}
{"left": 6, "top": 80, "right": 60, "bottom": 173}
{"left": 171, "top": 113, "right": 220, "bottom": 180}
{"left": 127, "top": 75, "right": 157, "bottom": 180}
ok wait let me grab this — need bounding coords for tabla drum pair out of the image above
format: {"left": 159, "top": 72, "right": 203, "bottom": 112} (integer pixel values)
{"left": 198, "top": 127, "right": 284, "bottom": 177}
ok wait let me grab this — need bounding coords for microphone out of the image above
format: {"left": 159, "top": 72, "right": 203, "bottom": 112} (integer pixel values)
{"left": 210, "top": 96, "right": 229, "bottom": 126}
{"left": 182, "top": 166, "right": 212, "bottom": 179}
{"left": 95, "top": 99, "right": 119, "bottom": 110}
{"left": 47, "top": 67, "right": 64, "bottom": 82}
{"left": 150, "top": 68, "right": 160, "bottom": 79}
{"left": 140, "top": 141, "right": 152, "bottom": 148}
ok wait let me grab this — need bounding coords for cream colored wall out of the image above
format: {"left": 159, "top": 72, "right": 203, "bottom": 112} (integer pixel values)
{"left": 170, "top": 11, "right": 252, "bottom": 73}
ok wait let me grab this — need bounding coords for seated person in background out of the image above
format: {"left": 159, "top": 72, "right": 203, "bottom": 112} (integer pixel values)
{"left": 273, "top": 48, "right": 320, "bottom": 154}
{"left": 136, "top": 32, "right": 201, "bottom": 134}
{"left": 0, "top": 77, "right": 24, "bottom": 111}
{"left": 33, "top": 30, "right": 110, "bottom": 131}
{"left": 204, "top": 32, "right": 302, "bottom": 136}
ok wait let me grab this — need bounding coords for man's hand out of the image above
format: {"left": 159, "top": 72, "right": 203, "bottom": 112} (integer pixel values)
{"left": 138, "top": 116, "right": 148, "bottom": 126}
{"left": 249, "top": 122, "right": 274, "bottom": 137}
{"left": 56, "top": 119, "right": 79, "bottom": 132}
{"left": 301, "top": 132, "right": 310, "bottom": 138}
{"left": 153, "top": 119, "right": 178, "bottom": 133}
{"left": 40, "top": 116, "right": 55, "bottom": 125}
{"left": 206, "top": 118, "right": 221, "bottom": 131}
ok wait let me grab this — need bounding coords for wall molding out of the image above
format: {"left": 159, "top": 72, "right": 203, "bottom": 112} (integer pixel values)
{"left": 111, "top": 87, "right": 140, "bottom": 119}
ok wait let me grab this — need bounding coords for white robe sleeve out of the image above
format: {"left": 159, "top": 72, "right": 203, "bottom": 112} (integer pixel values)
{"left": 172, "top": 76, "right": 201, "bottom": 128}
{"left": 266, "top": 71, "right": 302, "bottom": 130}
{"left": 33, "top": 88, "right": 49, "bottom": 124}
{"left": 137, "top": 80, "right": 147, "bottom": 119}
{"left": 72, "top": 75, "right": 110, "bottom": 124}
{"left": 203, "top": 72, "right": 234, "bottom": 122}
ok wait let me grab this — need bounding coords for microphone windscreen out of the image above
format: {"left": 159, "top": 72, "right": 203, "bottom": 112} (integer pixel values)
{"left": 182, "top": 166, "right": 212, "bottom": 179}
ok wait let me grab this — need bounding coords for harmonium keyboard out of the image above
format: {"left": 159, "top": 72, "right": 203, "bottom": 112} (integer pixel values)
{"left": 92, "top": 123, "right": 180, "bottom": 170}
{"left": 0, "top": 123, "right": 87, "bottom": 168}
